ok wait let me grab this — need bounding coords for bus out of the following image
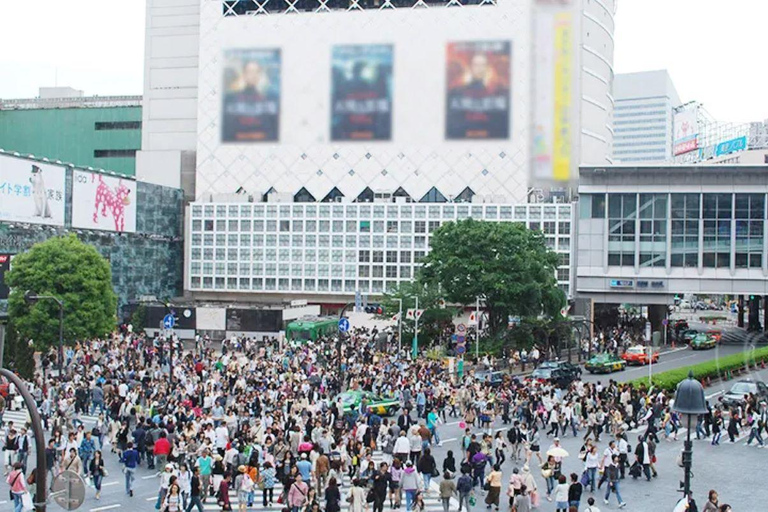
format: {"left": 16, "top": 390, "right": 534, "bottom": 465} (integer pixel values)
{"left": 285, "top": 317, "right": 339, "bottom": 343}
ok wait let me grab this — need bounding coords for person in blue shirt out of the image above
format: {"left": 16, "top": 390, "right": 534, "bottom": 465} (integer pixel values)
{"left": 416, "top": 392, "right": 427, "bottom": 419}
{"left": 427, "top": 409, "right": 441, "bottom": 446}
{"left": 120, "top": 441, "right": 140, "bottom": 497}
{"left": 296, "top": 452, "right": 312, "bottom": 481}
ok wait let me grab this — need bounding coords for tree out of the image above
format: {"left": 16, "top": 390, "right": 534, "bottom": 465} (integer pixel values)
{"left": 5, "top": 234, "right": 117, "bottom": 351}
{"left": 378, "top": 280, "right": 458, "bottom": 351}
{"left": 2, "top": 321, "right": 35, "bottom": 379}
{"left": 420, "top": 219, "right": 566, "bottom": 335}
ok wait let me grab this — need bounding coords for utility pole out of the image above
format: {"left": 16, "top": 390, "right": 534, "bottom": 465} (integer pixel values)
{"left": 475, "top": 296, "right": 480, "bottom": 359}
{"left": 412, "top": 295, "right": 419, "bottom": 359}
{"left": 397, "top": 298, "right": 403, "bottom": 357}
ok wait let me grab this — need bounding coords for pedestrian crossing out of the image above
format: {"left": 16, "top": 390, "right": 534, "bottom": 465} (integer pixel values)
{"left": 0, "top": 409, "right": 99, "bottom": 426}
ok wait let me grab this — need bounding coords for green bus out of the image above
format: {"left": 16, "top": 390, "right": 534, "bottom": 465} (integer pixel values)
{"left": 285, "top": 317, "right": 339, "bottom": 343}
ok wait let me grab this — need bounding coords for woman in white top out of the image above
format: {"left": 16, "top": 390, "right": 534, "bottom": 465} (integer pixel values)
{"left": 584, "top": 445, "right": 600, "bottom": 493}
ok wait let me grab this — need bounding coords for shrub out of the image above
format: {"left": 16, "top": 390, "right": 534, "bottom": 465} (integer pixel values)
{"left": 629, "top": 346, "right": 768, "bottom": 391}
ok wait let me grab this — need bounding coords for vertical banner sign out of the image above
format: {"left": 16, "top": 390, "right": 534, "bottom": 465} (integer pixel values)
{"left": 445, "top": 41, "right": 511, "bottom": 140}
{"left": 673, "top": 109, "right": 699, "bottom": 156}
{"left": 222, "top": 49, "right": 281, "bottom": 142}
{"left": 0, "top": 254, "right": 12, "bottom": 300}
{"left": 71, "top": 170, "right": 137, "bottom": 233}
{"left": 331, "top": 45, "right": 393, "bottom": 141}
{"left": 0, "top": 155, "right": 66, "bottom": 226}
{"left": 552, "top": 12, "right": 573, "bottom": 181}
{"left": 532, "top": 11, "right": 555, "bottom": 181}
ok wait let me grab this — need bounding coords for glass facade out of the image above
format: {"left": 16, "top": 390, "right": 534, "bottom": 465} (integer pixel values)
{"left": 188, "top": 203, "right": 573, "bottom": 296}
{"left": 589, "top": 192, "right": 768, "bottom": 270}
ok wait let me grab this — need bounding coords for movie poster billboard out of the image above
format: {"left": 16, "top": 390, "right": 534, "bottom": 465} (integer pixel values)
{"left": 446, "top": 41, "right": 511, "bottom": 140}
{"left": 0, "top": 154, "right": 66, "bottom": 226}
{"left": 71, "top": 170, "right": 137, "bottom": 233}
{"left": 331, "top": 44, "right": 393, "bottom": 141}
{"left": 222, "top": 49, "right": 281, "bottom": 142}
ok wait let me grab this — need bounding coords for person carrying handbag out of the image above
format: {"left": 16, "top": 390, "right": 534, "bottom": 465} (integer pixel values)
{"left": 6, "top": 462, "right": 29, "bottom": 512}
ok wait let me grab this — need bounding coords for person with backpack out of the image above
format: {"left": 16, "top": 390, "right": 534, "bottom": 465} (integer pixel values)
{"left": 456, "top": 469, "right": 473, "bottom": 512}
{"left": 235, "top": 465, "right": 254, "bottom": 512}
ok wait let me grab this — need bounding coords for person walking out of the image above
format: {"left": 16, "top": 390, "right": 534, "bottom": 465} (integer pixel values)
{"left": 567, "top": 472, "right": 582, "bottom": 510}
{"left": 89, "top": 450, "right": 106, "bottom": 500}
{"left": 401, "top": 461, "right": 422, "bottom": 512}
{"left": 162, "top": 483, "right": 183, "bottom": 512}
{"left": 6, "top": 462, "right": 27, "bottom": 512}
{"left": 325, "top": 477, "right": 341, "bottom": 512}
{"left": 439, "top": 472, "right": 456, "bottom": 512}
{"left": 185, "top": 467, "right": 204, "bottom": 512}
{"left": 288, "top": 473, "right": 309, "bottom": 512}
{"left": 484, "top": 464, "right": 503, "bottom": 511}
{"left": 602, "top": 455, "right": 626, "bottom": 509}
{"left": 553, "top": 474, "right": 569, "bottom": 512}
{"left": 417, "top": 448, "right": 436, "bottom": 492}
{"left": 584, "top": 445, "right": 599, "bottom": 493}
{"left": 456, "top": 469, "right": 473, "bottom": 512}
{"left": 347, "top": 478, "right": 366, "bottom": 512}
{"left": 261, "top": 461, "right": 277, "bottom": 507}
{"left": 120, "top": 442, "right": 140, "bottom": 497}
{"left": 511, "top": 485, "right": 531, "bottom": 512}
{"left": 701, "top": 489, "right": 719, "bottom": 512}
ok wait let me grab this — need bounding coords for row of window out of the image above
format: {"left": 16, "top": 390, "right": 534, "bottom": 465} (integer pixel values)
{"left": 192, "top": 218, "right": 572, "bottom": 235}
{"left": 93, "top": 149, "right": 137, "bottom": 158}
{"left": 223, "top": 0, "right": 493, "bottom": 15}
{"left": 613, "top": 110, "right": 667, "bottom": 118}
{"left": 614, "top": 102, "right": 667, "bottom": 111}
{"left": 189, "top": 277, "right": 570, "bottom": 296}
{"left": 613, "top": 140, "right": 667, "bottom": 148}
{"left": 191, "top": 203, "right": 572, "bottom": 220}
{"left": 94, "top": 121, "right": 141, "bottom": 131}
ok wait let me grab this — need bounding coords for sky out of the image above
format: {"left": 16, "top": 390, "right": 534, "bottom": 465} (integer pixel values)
{"left": 0, "top": 0, "right": 764, "bottom": 124}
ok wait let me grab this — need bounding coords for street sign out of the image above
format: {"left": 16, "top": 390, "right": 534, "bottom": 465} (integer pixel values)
{"left": 338, "top": 317, "right": 350, "bottom": 333}
{"left": 456, "top": 323, "right": 466, "bottom": 333}
{"left": 457, "top": 335, "right": 466, "bottom": 344}
{"left": 52, "top": 470, "right": 86, "bottom": 510}
{"left": 163, "top": 314, "right": 175, "bottom": 329}
{"left": 456, "top": 344, "right": 466, "bottom": 355}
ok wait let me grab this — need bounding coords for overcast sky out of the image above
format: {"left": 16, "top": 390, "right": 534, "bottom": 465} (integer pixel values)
{"left": 0, "top": 0, "right": 764, "bottom": 123}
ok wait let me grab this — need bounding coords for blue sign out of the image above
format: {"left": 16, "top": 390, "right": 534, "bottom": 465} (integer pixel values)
{"left": 456, "top": 344, "right": 466, "bottom": 355}
{"left": 715, "top": 136, "right": 747, "bottom": 156}
{"left": 163, "top": 314, "right": 175, "bottom": 329}
{"left": 610, "top": 279, "right": 634, "bottom": 288}
{"left": 338, "top": 317, "right": 350, "bottom": 333}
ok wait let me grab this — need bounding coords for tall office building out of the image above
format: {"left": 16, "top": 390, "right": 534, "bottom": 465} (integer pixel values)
{"left": 138, "top": 0, "right": 617, "bottom": 303}
{"left": 611, "top": 70, "right": 681, "bottom": 163}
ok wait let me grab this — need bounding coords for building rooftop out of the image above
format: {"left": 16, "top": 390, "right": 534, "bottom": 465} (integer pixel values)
{"left": 0, "top": 92, "right": 142, "bottom": 110}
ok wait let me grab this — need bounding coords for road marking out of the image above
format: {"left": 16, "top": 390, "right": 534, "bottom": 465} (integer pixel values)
{"left": 146, "top": 497, "right": 156, "bottom": 502}
{"left": 0, "top": 500, "right": 7, "bottom": 505}
{"left": 102, "top": 481, "right": 119, "bottom": 487}
{"left": 90, "top": 505, "right": 121, "bottom": 512}
{"left": 706, "top": 390, "right": 724, "bottom": 399}
{"left": 442, "top": 437, "right": 457, "bottom": 443}
{"left": 142, "top": 474, "right": 158, "bottom": 479}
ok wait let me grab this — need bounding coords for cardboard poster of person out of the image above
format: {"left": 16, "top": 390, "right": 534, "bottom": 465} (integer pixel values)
{"left": 331, "top": 44, "right": 393, "bottom": 141}
{"left": 222, "top": 48, "right": 281, "bottom": 142}
{"left": 71, "top": 170, "right": 137, "bottom": 233}
{"left": 445, "top": 41, "right": 511, "bottom": 140}
{"left": 0, "top": 155, "right": 66, "bottom": 226}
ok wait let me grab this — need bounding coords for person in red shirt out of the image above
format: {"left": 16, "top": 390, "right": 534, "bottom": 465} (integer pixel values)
{"left": 153, "top": 431, "right": 172, "bottom": 469}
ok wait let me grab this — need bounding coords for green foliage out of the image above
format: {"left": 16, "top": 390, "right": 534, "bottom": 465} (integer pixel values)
{"left": 377, "top": 280, "right": 458, "bottom": 348}
{"left": 2, "top": 321, "right": 35, "bottom": 379}
{"left": 420, "top": 219, "right": 566, "bottom": 334}
{"left": 629, "top": 346, "right": 768, "bottom": 391}
{"left": 5, "top": 234, "right": 117, "bottom": 351}
{"left": 480, "top": 317, "right": 573, "bottom": 357}
{"left": 130, "top": 304, "right": 148, "bottom": 331}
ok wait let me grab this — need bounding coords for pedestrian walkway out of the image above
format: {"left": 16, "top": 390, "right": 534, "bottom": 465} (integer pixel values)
{"left": 1, "top": 409, "right": 99, "bottom": 426}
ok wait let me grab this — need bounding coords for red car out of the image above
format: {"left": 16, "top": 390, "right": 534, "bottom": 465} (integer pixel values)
{"left": 621, "top": 345, "right": 659, "bottom": 366}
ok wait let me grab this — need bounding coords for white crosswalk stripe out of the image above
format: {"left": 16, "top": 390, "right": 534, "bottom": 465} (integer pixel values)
{"left": 1, "top": 409, "right": 99, "bottom": 425}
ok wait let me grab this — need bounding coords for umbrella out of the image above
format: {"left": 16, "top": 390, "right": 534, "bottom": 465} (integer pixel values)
{"left": 546, "top": 447, "right": 569, "bottom": 458}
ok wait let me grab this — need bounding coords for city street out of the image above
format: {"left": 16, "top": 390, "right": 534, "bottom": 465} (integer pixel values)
{"left": 2, "top": 343, "right": 764, "bottom": 512}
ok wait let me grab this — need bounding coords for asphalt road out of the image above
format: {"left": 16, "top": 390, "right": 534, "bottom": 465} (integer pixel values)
{"left": 2, "top": 344, "right": 764, "bottom": 512}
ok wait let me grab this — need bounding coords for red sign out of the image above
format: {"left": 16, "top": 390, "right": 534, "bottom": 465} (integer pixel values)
{"left": 674, "top": 138, "right": 698, "bottom": 156}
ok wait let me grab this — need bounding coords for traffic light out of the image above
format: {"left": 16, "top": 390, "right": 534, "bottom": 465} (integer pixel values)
{"left": 364, "top": 303, "right": 384, "bottom": 314}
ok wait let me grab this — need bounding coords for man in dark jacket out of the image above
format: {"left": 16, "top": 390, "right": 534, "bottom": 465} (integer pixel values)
{"left": 371, "top": 462, "right": 391, "bottom": 512}
{"left": 186, "top": 466, "right": 204, "bottom": 512}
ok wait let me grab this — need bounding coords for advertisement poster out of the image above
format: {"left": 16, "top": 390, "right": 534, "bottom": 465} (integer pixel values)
{"left": 331, "top": 44, "right": 393, "bottom": 141}
{"left": 71, "top": 170, "right": 137, "bottom": 233}
{"left": 446, "top": 41, "right": 511, "bottom": 140}
{"left": 673, "top": 109, "right": 699, "bottom": 156}
{"left": 222, "top": 48, "right": 281, "bottom": 142}
{"left": 551, "top": 12, "right": 573, "bottom": 181}
{"left": 0, "top": 155, "right": 66, "bottom": 226}
{"left": 0, "top": 254, "right": 12, "bottom": 300}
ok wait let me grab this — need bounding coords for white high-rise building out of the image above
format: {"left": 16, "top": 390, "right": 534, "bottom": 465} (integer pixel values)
{"left": 611, "top": 70, "right": 681, "bottom": 163}
{"left": 137, "top": 0, "right": 617, "bottom": 302}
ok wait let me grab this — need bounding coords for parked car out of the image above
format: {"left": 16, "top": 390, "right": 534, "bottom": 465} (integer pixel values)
{"left": 474, "top": 370, "right": 509, "bottom": 388}
{"left": 585, "top": 353, "right": 626, "bottom": 374}
{"left": 721, "top": 379, "right": 768, "bottom": 409}
{"left": 621, "top": 345, "right": 660, "bottom": 366}
{"left": 530, "top": 366, "right": 577, "bottom": 388}
{"left": 690, "top": 333, "right": 717, "bottom": 350}
{"left": 535, "top": 360, "right": 582, "bottom": 379}
{"left": 336, "top": 390, "right": 400, "bottom": 416}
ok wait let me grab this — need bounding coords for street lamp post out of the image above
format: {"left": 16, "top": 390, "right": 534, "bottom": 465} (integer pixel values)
{"left": 412, "top": 295, "right": 419, "bottom": 359}
{"left": 24, "top": 290, "right": 64, "bottom": 376}
{"left": 338, "top": 302, "right": 355, "bottom": 392}
{"left": 672, "top": 370, "right": 708, "bottom": 502}
{"left": 0, "top": 313, "right": 47, "bottom": 511}
{"left": 397, "top": 298, "right": 403, "bottom": 358}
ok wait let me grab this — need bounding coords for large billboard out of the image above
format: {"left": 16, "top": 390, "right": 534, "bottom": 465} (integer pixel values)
{"left": 331, "top": 45, "right": 393, "bottom": 141}
{"left": 71, "top": 170, "right": 137, "bottom": 233}
{"left": 445, "top": 41, "right": 511, "bottom": 140}
{"left": 0, "top": 155, "right": 66, "bottom": 226}
{"left": 673, "top": 109, "right": 699, "bottom": 156}
{"left": 222, "top": 48, "right": 281, "bottom": 142}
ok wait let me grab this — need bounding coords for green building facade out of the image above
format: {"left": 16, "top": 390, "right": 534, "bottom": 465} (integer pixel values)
{"left": 0, "top": 95, "right": 142, "bottom": 177}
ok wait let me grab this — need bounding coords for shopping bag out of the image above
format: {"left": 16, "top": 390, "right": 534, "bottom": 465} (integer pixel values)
{"left": 579, "top": 471, "right": 589, "bottom": 487}
{"left": 21, "top": 492, "right": 34, "bottom": 512}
